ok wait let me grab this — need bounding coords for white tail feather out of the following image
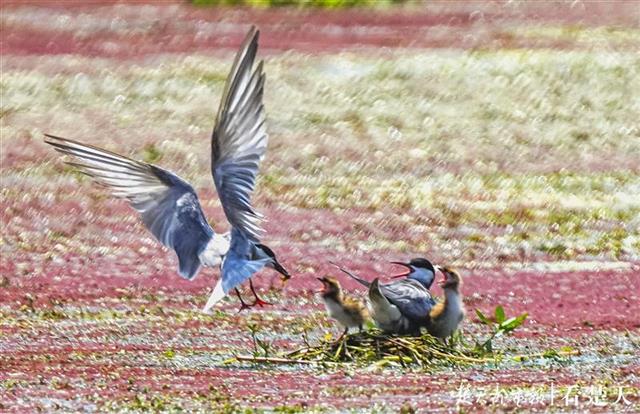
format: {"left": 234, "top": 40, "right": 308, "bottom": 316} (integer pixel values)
{"left": 202, "top": 281, "right": 226, "bottom": 314}
{"left": 368, "top": 279, "right": 403, "bottom": 329}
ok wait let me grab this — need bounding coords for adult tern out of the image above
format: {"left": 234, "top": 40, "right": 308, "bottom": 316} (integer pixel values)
{"left": 331, "top": 260, "right": 437, "bottom": 334}
{"left": 44, "top": 26, "right": 289, "bottom": 313}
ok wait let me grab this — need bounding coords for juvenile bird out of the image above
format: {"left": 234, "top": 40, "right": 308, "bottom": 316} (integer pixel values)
{"left": 426, "top": 267, "right": 465, "bottom": 339}
{"left": 44, "top": 26, "right": 290, "bottom": 313}
{"left": 318, "top": 276, "right": 369, "bottom": 341}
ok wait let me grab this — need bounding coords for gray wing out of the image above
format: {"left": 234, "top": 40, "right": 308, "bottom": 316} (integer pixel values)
{"left": 211, "top": 26, "right": 267, "bottom": 242}
{"left": 202, "top": 228, "right": 270, "bottom": 313}
{"left": 380, "top": 279, "right": 436, "bottom": 321}
{"left": 44, "top": 134, "right": 214, "bottom": 279}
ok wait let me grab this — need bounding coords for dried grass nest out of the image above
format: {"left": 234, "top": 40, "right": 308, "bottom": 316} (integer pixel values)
{"left": 235, "top": 330, "right": 579, "bottom": 367}
{"left": 238, "top": 331, "right": 491, "bottom": 367}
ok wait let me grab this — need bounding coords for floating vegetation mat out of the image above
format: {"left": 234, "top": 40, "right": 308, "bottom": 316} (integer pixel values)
{"left": 235, "top": 330, "right": 580, "bottom": 368}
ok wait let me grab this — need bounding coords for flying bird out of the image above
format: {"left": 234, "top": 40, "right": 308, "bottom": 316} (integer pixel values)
{"left": 44, "top": 26, "right": 289, "bottom": 313}
{"left": 331, "top": 259, "right": 437, "bottom": 334}
{"left": 317, "top": 276, "right": 369, "bottom": 341}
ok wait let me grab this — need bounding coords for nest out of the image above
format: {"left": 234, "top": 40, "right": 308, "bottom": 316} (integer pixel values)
{"left": 236, "top": 330, "right": 492, "bottom": 367}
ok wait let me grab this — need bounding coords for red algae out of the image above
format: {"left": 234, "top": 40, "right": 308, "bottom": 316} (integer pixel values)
{"left": 2, "top": 3, "right": 639, "bottom": 412}
{"left": 2, "top": 199, "right": 638, "bottom": 332}
{"left": 3, "top": 1, "right": 639, "bottom": 59}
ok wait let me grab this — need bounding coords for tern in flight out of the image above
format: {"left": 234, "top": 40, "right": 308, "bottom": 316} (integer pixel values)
{"left": 45, "top": 26, "right": 290, "bottom": 313}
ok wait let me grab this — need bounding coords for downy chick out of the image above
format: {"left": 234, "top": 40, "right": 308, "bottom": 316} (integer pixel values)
{"left": 318, "top": 276, "right": 369, "bottom": 340}
{"left": 427, "top": 267, "right": 465, "bottom": 339}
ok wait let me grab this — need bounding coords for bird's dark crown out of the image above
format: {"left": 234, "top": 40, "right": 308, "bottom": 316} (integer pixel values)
{"left": 409, "top": 257, "right": 435, "bottom": 272}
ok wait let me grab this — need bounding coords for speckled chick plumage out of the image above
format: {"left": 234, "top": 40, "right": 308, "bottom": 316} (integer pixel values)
{"left": 318, "top": 276, "right": 369, "bottom": 331}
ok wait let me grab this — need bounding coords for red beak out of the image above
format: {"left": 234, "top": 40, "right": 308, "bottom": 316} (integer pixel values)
{"left": 390, "top": 261, "right": 412, "bottom": 279}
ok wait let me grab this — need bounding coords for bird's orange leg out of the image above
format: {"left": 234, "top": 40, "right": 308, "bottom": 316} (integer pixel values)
{"left": 249, "top": 280, "right": 272, "bottom": 307}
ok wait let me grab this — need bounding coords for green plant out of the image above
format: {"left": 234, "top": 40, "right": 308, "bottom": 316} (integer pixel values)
{"left": 474, "top": 305, "right": 528, "bottom": 354}
{"left": 141, "top": 143, "right": 162, "bottom": 163}
{"left": 247, "top": 323, "right": 274, "bottom": 358}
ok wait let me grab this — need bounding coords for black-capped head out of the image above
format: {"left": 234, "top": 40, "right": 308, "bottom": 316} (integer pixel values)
{"left": 408, "top": 258, "right": 435, "bottom": 273}
{"left": 256, "top": 243, "right": 290, "bottom": 280}
{"left": 390, "top": 257, "right": 436, "bottom": 289}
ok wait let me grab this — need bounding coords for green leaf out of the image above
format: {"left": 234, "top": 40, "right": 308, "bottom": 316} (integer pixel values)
{"left": 475, "top": 309, "right": 492, "bottom": 325}
{"left": 494, "top": 305, "right": 506, "bottom": 324}
{"left": 499, "top": 312, "right": 528, "bottom": 331}
{"left": 498, "top": 317, "right": 518, "bottom": 332}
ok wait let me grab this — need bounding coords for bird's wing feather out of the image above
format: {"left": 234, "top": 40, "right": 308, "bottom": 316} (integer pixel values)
{"left": 202, "top": 228, "right": 269, "bottom": 310}
{"left": 368, "top": 278, "right": 403, "bottom": 330}
{"left": 44, "top": 134, "right": 215, "bottom": 279}
{"left": 223, "top": 229, "right": 269, "bottom": 292}
{"left": 330, "top": 262, "right": 371, "bottom": 287}
{"left": 380, "top": 279, "right": 435, "bottom": 321}
{"left": 222, "top": 256, "right": 269, "bottom": 294}
{"left": 202, "top": 256, "right": 269, "bottom": 313}
{"left": 211, "top": 26, "right": 267, "bottom": 242}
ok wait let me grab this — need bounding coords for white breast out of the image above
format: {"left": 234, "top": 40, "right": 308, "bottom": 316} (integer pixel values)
{"left": 198, "top": 232, "right": 230, "bottom": 267}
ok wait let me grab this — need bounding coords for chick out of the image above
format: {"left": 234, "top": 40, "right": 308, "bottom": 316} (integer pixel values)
{"left": 426, "top": 267, "right": 465, "bottom": 339}
{"left": 318, "top": 276, "right": 369, "bottom": 340}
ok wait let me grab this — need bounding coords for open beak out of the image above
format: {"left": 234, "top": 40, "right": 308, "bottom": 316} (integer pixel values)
{"left": 435, "top": 266, "right": 448, "bottom": 285}
{"left": 316, "top": 277, "right": 328, "bottom": 293}
{"left": 390, "top": 261, "right": 413, "bottom": 279}
{"left": 273, "top": 260, "right": 290, "bottom": 281}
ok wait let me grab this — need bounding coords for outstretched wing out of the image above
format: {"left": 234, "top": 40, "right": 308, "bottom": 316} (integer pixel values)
{"left": 381, "top": 279, "right": 436, "bottom": 322}
{"left": 211, "top": 25, "right": 267, "bottom": 242}
{"left": 44, "top": 134, "right": 217, "bottom": 279}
